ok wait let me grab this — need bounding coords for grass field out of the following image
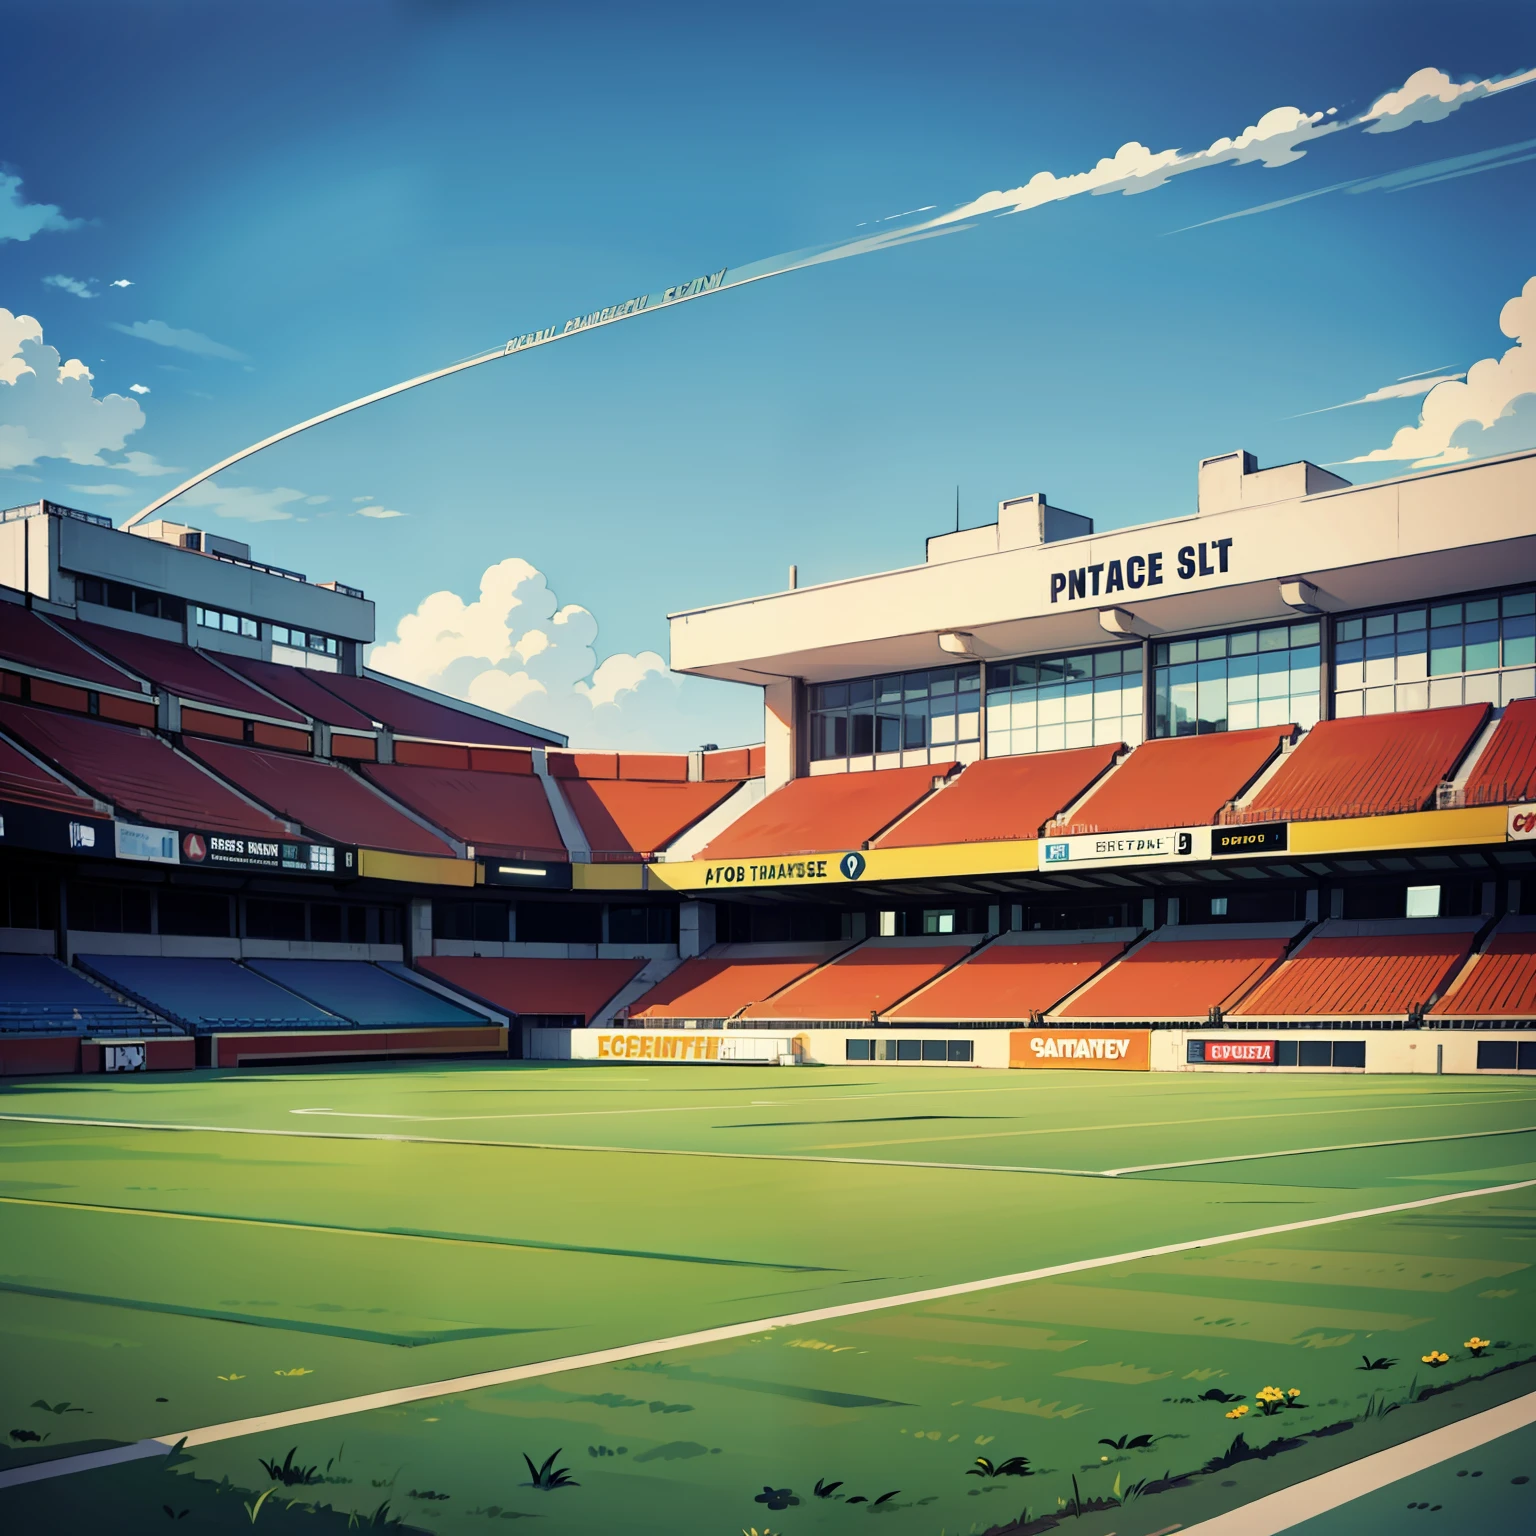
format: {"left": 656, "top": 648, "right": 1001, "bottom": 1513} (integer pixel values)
{"left": 2, "top": 1060, "right": 1535, "bottom": 1534}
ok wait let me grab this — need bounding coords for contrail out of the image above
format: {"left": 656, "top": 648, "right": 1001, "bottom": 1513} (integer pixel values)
{"left": 122, "top": 61, "right": 1534, "bottom": 528}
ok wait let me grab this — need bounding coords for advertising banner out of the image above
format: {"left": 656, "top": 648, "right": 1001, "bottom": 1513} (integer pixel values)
{"left": 587, "top": 1031, "right": 797, "bottom": 1063}
{"left": 1509, "top": 807, "right": 1536, "bottom": 841}
{"left": 177, "top": 831, "right": 352, "bottom": 875}
{"left": 0, "top": 801, "right": 114, "bottom": 859}
{"left": 1198, "top": 1038, "right": 1276, "bottom": 1064}
{"left": 116, "top": 822, "right": 179, "bottom": 864}
{"left": 1212, "top": 824, "right": 1288, "bottom": 855}
{"left": 1010, "top": 1028, "right": 1151, "bottom": 1070}
{"left": 1040, "top": 827, "right": 1210, "bottom": 871}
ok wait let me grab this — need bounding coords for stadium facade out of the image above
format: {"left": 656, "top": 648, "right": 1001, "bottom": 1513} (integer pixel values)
{"left": 1, "top": 442, "right": 1534, "bottom": 1077}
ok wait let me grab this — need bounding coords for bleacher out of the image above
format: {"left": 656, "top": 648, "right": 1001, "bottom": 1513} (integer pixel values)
{"left": 1056, "top": 726, "right": 1291, "bottom": 833}
{"left": 61, "top": 618, "right": 308, "bottom": 724}
{"left": 244, "top": 959, "right": 486, "bottom": 1026}
{"left": 875, "top": 744, "right": 1120, "bottom": 847}
{"left": 0, "top": 955, "right": 177, "bottom": 1036}
{"left": 418, "top": 956, "right": 647, "bottom": 1025}
{"left": 1241, "top": 704, "right": 1489, "bottom": 822}
{"left": 700, "top": 760, "right": 955, "bottom": 859}
{"left": 362, "top": 760, "right": 566, "bottom": 859}
{"left": 626, "top": 943, "right": 848, "bottom": 1023}
{"left": 1431, "top": 918, "right": 1536, "bottom": 1022}
{"left": 0, "top": 700, "right": 293, "bottom": 837}
{"left": 888, "top": 930, "right": 1135, "bottom": 1023}
{"left": 0, "top": 602, "right": 143, "bottom": 691}
{"left": 1234, "top": 919, "right": 1483, "bottom": 1021}
{"left": 218, "top": 654, "right": 378, "bottom": 729}
{"left": 78, "top": 955, "right": 345, "bottom": 1031}
{"left": 1464, "top": 698, "right": 1536, "bottom": 806}
{"left": 550, "top": 751, "right": 743, "bottom": 860}
{"left": 0, "top": 735, "right": 107, "bottom": 817}
{"left": 188, "top": 740, "right": 456, "bottom": 856}
{"left": 312, "top": 670, "right": 548, "bottom": 747}
{"left": 740, "top": 936, "right": 975, "bottom": 1022}
{"left": 1055, "top": 925, "right": 1297, "bottom": 1022}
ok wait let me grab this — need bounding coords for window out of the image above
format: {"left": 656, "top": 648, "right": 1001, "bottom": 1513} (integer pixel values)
{"left": 0, "top": 868, "right": 57, "bottom": 929}
{"left": 517, "top": 901, "right": 602, "bottom": 945}
{"left": 434, "top": 900, "right": 511, "bottom": 943}
{"left": 808, "top": 664, "right": 980, "bottom": 766}
{"left": 272, "top": 624, "right": 340, "bottom": 657}
{"left": 1334, "top": 589, "right": 1535, "bottom": 717}
{"left": 244, "top": 898, "right": 306, "bottom": 941}
{"left": 194, "top": 605, "right": 258, "bottom": 639}
{"left": 157, "top": 890, "right": 232, "bottom": 937}
{"left": 607, "top": 905, "right": 678, "bottom": 944}
{"left": 922, "top": 909, "right": 956, "bottom": 934}
{"left": 987, "top": 646, "right": 1142, "bottom": 757}
{"left": 1405, "top": 884, "right": 1441, "bottom": 919}
{"left": 1154, "top": 622, "right": 1320, "bottom": 737}
{"left": 68, "top": 882, "right": 151, "bottom": 934}
{"left": 1478, "top": 1040, "right": 1536, "bottom": 1070}
{"left": 75, "top": 576, "right": 186, "bottom": 623}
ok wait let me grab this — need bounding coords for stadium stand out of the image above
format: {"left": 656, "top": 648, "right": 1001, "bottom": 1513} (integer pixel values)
{"left": 361, "top": 761, "right": 566, "bottom": 858}
{"left": 1241, "top": 704, "right": 1489, "bottom": 823}
{"left": 0, "top": 700, "right": 293, "bottom": 837}
{"left": 244, "top": 959, "right": 485, "bottom": 1026}
{"left": 1463, "top": 698, "right": 1536, "bottom": 807}
{"left": 188, "top": 740, "right": 455, "bottom": 855}
{"left": 740, "top": 936, "right": 975, "bottom": 1021}
{"left": 77, "top": 955, "right": 344, "bottom": 1030}
{"left": 1431, "top": 918, "right": 1536, "bottom": 1020}
{"left": 560, "top": 776, "right": 742, "bottom": 859}
{"left": 0, "top": 734, "right": 106, "bottom": 816}
{"left": 0, "top": 955, "right": 175, "bottom": 1035}
{"left": 700, "top": 760, "right": 956, "bottom": 859}
{"left": 1056, "top": 727, "right": 1290, "bottom": 834}
{"left": 314, "top": 671, "right": 548, "bottom": 746}
{"left": 1056, "top": 925, "right": 1296, "bottom": 1020}
{"left": 1236, "top": 919, "right": 1483, "bottom": 1019}
{"left": 702, "top": 746, "right": 766, "bottom": 781}
{"left": 0, "top": 602, "right": 143, "bottom": 690}
{"left": 61, "top": 618, "right": 307, "bottom": 722}
{"left": 888, "top": 930, "right": 1136, "bottom": 1023}
{"left": 876, "top": 744, "right": 1120, "bottom": 847}
{"left": 417, "top": 955, "right": 647, "bottom": 1024}
{"left": 626, "top": 942, "right": 850, "bottom": 1022}
{"left": 219, "top": 655, "right": 377, "bottom": 730}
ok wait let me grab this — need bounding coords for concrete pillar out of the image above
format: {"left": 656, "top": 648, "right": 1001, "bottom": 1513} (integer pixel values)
{"left": 408, "top": 897, "right": 432, "bottom": 962}
{"left": 679, "top": 900, "right": 716, "bottom": 959}
{"left": 763, "top": 678, "right": 797, "bottom": 792}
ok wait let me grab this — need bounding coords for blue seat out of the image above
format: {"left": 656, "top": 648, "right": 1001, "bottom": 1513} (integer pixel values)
{"left": 245, "top": 960, "right": 484, "bottom": 1027}
{"left": 0, "top": 955, "right": 176, "bottom": 1035}
{"left": 77, "top": 956, "right": 343, "bottom": 1032}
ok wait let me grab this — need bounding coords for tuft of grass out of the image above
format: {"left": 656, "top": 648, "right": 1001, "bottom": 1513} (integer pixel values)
{"left": 813, "top": 1478, "right": 843, "bottom": 1498}
{"left": 258, "top": 1447, "right": 321, "bottom": 1487}
{"left": 1098, "top": 1433, "right": 1155, "bottom": 1450}
{"left": 30, "top": 1400, "right": 85, "bottom": 1415}
{"left": 1196, "top": 1388, "right": 1244, "bottom": 1404}
{"left": 243, "top": 1487, "right": 276, "bottom": 1524}
{"left": 970, "top": 1455, "right": 1033, "bottom": 1478}
{"left": 1358, "top": 1355, "right": 1397, "bottom": 1372}
{"left": 521, "top": 1449, "right": 578, "bottom": 1490}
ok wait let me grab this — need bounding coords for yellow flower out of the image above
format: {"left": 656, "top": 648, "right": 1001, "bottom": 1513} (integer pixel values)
{"left": 1288, "top": 1389, "right": 1301, "bottom": 1398}
{"left": 1421, "top": 1351, "right": 1450, "bottom": 1367}
{"left": 1225, "top": 1405, "right": 1249, "bottom": 1419}
{"left": 1465, "top": 1337, "right": 1489, "bottom": 1355}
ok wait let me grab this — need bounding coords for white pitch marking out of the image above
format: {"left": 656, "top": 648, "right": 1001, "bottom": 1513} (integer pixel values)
{"left": 1176, "top": 1387, "right": 1536, "bottom": 1534}
{"left": 0, "top": 1176, "right": 1533, "bottom": 1492}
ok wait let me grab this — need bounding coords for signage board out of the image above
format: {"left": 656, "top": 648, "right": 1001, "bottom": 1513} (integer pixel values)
{"left": 1041, "top": 826, "right": 1210, "bottom": 871}
{"left": 177, "top": 831, "right": 352, "bottom": 875}
{"left": 596, "top": 1031, "right": 724, "bottom": 1062}
{"left": 0, "top": 801, "right": 114, "bottom": 859}
{"left": 1212, "top": 823, "right": 1288, "bottom": 855}
{"left": 1009, "top": 1028, "right": 1151, "bottom": 1070}
{"left": 116, "top": 822, "right": 180, "bottom": 864}
{"left": 1509, "top": 807, "right": 1536, "bottom": 841}
{"left": 1195, "top": 1038, "right": 1276, "bottom": 1065}
{"left": 693, "top": 851, "right": 866, "bottom": 890}
{"left": 482, "top": 859, "right": 574, "bottom": 890}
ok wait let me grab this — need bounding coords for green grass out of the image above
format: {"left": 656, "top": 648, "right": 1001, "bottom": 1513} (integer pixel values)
{"left": 2, "top": 1061, "right": 1535, "bottom": 1533}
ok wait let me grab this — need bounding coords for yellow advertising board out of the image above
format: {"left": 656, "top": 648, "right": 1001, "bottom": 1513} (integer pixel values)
{"left": 1010, "top": 1028, "right": 1151, "bottom": 1070}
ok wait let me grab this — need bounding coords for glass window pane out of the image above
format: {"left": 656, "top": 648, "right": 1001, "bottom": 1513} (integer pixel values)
{"left": 1365, "top": 614, "right": 1394, "bottom": 637}
{"left": 1289, "top": 621, "right": 1320, "bottom": 646}
{"left": 904, "top": 673, "right": 928, "bottom": 699}
{"left": 1065, "top": 654, "right": 1092, "bottom": 683}
{"left": 849, "top": 678, "right": 874, "bottom": 705}
{"left": 1335, "top": 639, "right": 1363, "bottom": 663}
{"left": 929, "top": 673, "right": 955, "bottom": 697}
{"left": 1466, "top": 598, "right": 1499, "bottom": 623}
{"left": 1430, "top": 603, "right": 1463, "bottom": 626}
{"left": 1335, "top": 619, "right": 1363, "bottom": 643}
{"left": 877, "top": 714, "right": 901, "bottom": 753}
{"left": 1503, "top": 591, "right": 1536, "bottom": 617}
{"left": 1465, "top": 640, "right": 1500, "bottom": 672}
{"left": 824, "top": 683, "right": 848, "bottom": 709}
{"left": 1197, "top": 676, "right": 1227, "bottom": 730}
{"left": 1169, "top": 640, "right": 1197, "bottom": 665}
{"left": 1257, "top": 626, "right": 1289, "bottom": 652}
{"left": 1505, "top": 634, "right": 1536, "bottom": 668}
{"left": 1365, "top": 635, "right": 1395, "bottom": 659}
{"left": 850, "top": 712, "right": 875, "bottom": 755}
{"left": 1197, "top": 635, "right": 1226, "bottom": 660}
{"left": 958, "top": 668, "right": 981, "bottom": 693}
{"left": 1229, "top": 629, "right": 1257, "bottom": 656}
{"left": 1154, "top": 643, "right": 1170, "bottom": 666}
{"left": 957, "top": 709, "right": 979, "bottom": 741}
{"left": 1429, "top": 644, "right": 1462, "bottom": 676}
{"left": 1396, "top": 609, "right": 1426, "bottom": 631}
{"left": 876, "top": 674, "right": 902, "bottom": 702}
{"left": 1395, "top": 629, "right": 1426, "bottom": 656}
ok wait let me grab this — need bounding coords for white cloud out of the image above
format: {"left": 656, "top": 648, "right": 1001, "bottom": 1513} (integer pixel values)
{"left": 0, "top": 308, "right": 145, "bottom": 471}
{"left": 109, "top": 278, "right": 132, "bottom": 288}
{"left": 1340, "top": 275, "right": 1536, "bottom": 467}
{"left": 0, "top": 172, "right": 82, "bottom": 243}
{"left": 175, "top": 479, "right": 309, "bottom": 523}
{"left": 369, "top": 556, "right": 761, "bottom": 750}
{"left": 109, "top": 449, "right": 180, "bottom": 476}
{"left": 352, "top": 495, "right": 375, "bottom": 503}
{"left": 128, "top": 383, "right": 149, "bottom": 394}
{"left": 1292, "top": 371, "right": 1465, "bottom": 416}
{"left": 1363, "top": 65, "right": 1536, "bottom": 133}
{"left": 109, "top": 318, "right": 246, "bottom": 361}
{"left": 355, "top": 504, "right": 404, "bottom": 519}
{"left": 43, "top": 274, "right": 95, "bottom": 299}
{"left": 68, "top": 483, "right": 133, "bottom": 496}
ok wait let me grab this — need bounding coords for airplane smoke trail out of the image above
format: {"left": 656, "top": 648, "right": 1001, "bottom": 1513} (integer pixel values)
{"left": 123, "top": 63, "right": 1535, "bottom": 529}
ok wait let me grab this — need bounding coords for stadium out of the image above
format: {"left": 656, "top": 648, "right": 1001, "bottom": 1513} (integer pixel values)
{"left": 1, "top": 438, "right": 1535, "bottom": 1534}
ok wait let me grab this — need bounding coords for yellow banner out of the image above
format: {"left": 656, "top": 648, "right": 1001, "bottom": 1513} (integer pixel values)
{"left": 595, "top": 1031, "right": 722, "bottom": 1061}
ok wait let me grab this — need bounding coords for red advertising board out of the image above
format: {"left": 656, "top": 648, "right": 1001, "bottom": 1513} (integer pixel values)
{"left": 1202, "top": 1039, "right": 1276, "bottom": 1065}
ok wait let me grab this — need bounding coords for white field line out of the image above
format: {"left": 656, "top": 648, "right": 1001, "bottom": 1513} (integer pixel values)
{"left": 1104, "top": 1121, "right": 1536, "bottom": 1175}
{"left": 1178, "top": 1387, "right": 1536, "bottom": 1535}
{"left": 1, "top": 1176, "right": 1534, "bottom": 1493}
{"left": 1, "top": 1112, "right": 1535, "bottom": 1183}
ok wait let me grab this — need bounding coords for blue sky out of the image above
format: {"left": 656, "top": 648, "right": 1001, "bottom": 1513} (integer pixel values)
{"left": 3, "top": 1, "right": 1534, "bottom": 747}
